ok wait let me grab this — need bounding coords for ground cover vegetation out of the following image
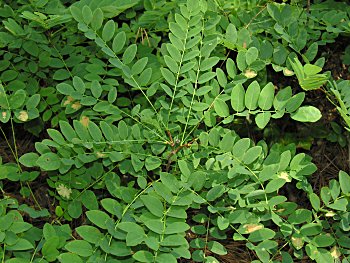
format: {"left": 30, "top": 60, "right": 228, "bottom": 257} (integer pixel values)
{"left": 1, "top": 0, "right": 350, "bottom": 262}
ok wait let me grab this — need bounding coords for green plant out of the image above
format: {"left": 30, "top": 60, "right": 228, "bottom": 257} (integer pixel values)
{"left": 289, "top": 57, "right": 329, "bottom": 91}
{"left": 1, "top": 0, "right": 350, "bottom": 262}
{"left": 329, "top": 80, "right": 350, "bottom": 131}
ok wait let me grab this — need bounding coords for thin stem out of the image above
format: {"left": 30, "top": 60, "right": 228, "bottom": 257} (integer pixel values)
{"left": 182, "top": 88, "right": 226, "bottom": 144}
{"left": 154, "top": 187, "right": 185, "bottom": 261}
{"left": 166, "top": 19, "right": 190, "bottom": 128}
{"left": 181, "top": 17, "right": 205, "bottom": 144}
{"left": 104, "top": 181, "right": 157, "bottom": 260}
{"left": 49, "top": 42, "right": 74, "bottom": 79}
{"left": 244, "top": 5, "right": 267, "bottom": 29}
{"left": 113, "top": 106, "right": 167, "bottom": 141}
{"left": 55, "top": 163, "right": 120, "bottom": 222}
{"left": 2, "top": 244, "right": 5, "bottom": 263}
{"left": 9, "top": 117, "right": 20, "bottom": 168}
{"left": 88, "top": 26, "right": 166, "bottom": 130}
{"left": 0, "top": 127, "right": 17, "bottom": 160}
{"left": 0, "top": 84, "right": 42, "bottom": 209}
{"left": 203, "top": 215, "right": 210, "bottom": 256}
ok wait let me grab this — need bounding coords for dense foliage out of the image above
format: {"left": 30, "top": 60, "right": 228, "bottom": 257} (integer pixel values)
{"left": 1, "top": 0, "right": 350, "bottom": 262}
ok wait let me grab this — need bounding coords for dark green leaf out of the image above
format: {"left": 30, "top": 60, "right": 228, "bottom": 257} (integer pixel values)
{"left": 108, "top": 87, "right": 117, "bottom": 103}
{"left": 145, "top": 156, "right": 161, "bottom": 171}
{"left": 122, "top": 44, "right": 137, "bottom": 65}
{"left": 132, "top": 57, "right": 148, "bottom": 75}
{"left": 265, "top": 178, "right": 286, "bottom": 193}
{"left": 53, "top": 69, "right": 70, "bottom": 80}
{"left": 65, "top": 240, "right": 93, "bottom": 257}
{"left": 102, "top": 20, "right": 115, "bottom": 41}
{"left": 164, "top": 55, "right": 178, "bottom": 73}
{"left": 112, "top": 31, "right": 126, "bottom": 53}
{"left": 161, "top": 68, "right": 176, "bottom": 85}
{"left": 245, "top": 81, "right": 260, "bottom": 110}
{"left": 76, "top": 225, "right": 103, "bottom": 244}
{"left": 248, "top": 228, "right": 275, "bottom": 242}
{"left": 242, "top": 146, "right": 262, "bottom": 164}
{"left": 208, "top": 241, "right": 227, "bottom": 255}
{"left": 339, "top": 171, "right": 350, "bottom": 195}
{"left": 82, "top": 6, "right": 93, "bottom": 24}
{"left": 309, "top": 193, "right": 320, "bottom": 211}
{"left": 19, "top": 153, "right": 39, "bottom": 168}
{"left": 86, "top": 210, "right": 113, "bottom": 229}
{"left": 68, "top": 201, "right": 82, "bottom": 218}
{"left": 246, "top": 47, "right": 259, "bottom": 65}
{"left": 36, "top": 153, "right": 60, "bottom": 171}
{"left": 207, "top": 185, "right": 225, "bottom": 201}
{"left": 57, "top": 83, "right": 74, "bottom": 95}
{"left": 133, "top": 251, "right": 154, "bottom": 262}
{"left": 91, "top": 8, "right": 103, "bottom": 30}
{"left": 258, "top": 83, "right": 274, "bottom": 110}
{"left": 200, "top": 57, "right": 220, "bottom": 71}
{"left": 312, "top": 234, "right": 335, "bottom": 247}
{"left": 231, "top": 84, "right": 245, "bottom": 112}
{"left": 58, "top": 253, "right": 83, "bottom": 263}
{"left": 300, "top": 223, "right": 322, "bottom": 236}
{"left": 72, "top": 77, "right": 85, "bottom": 94}
{"left": 214, "top": 97, "right": 229, "bottom": 117}
{"left": 140, "top": 195, "right": 163, "bottom": 217}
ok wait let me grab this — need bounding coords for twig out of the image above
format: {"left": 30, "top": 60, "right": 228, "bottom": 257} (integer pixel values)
{"left": 143, "top": 28, "right": 151, "bottom": 47}
{"left": 219, "top": 50, "right": 231, "bottom": 68}
{"left": 324, "top": 154, "right": 340, "bottom": 171}
{"left": 165, "top": 135, "right": 197, "bottom": 172}
{"left": 166, "top": 130, "right": 175, "bottom": 147}
{"left": 244, "top": 5, "right": 267, "bottom": 29}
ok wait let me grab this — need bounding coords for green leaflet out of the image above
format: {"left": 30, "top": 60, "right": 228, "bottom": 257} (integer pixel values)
{"left": 258, "top": 83, "right": 274, "bottom": 110}
{"left": 245, "top": 81, "right": 260, "bottom": 110}
{"left": 102, "top": 20, "right": 115, "bottom": 41}
{"left": 65, "top": 240, "right": 93, "bottom": 257}
{"left": 291, "top": 106, "right": 322, "bottom": 122}
{"left": 123, "top": 44, "right": 137, "bottom": 65}
{"left": 58, "top": 253, "right": 83, "bottom": 263}
{"left": 289, "top": 57, "right": 328, "bottom": 90}
{"left": 214, "top": 97, "right": 229, "bottom": 117}
{"left": 36, "top": 153, "right": 61, "bottom": 171}
{"left": 112, "top": 31, "right": 126, "bottom": 53}
{"left": 86, "top": 210, "right": 113, "bottom": 229}
{"left": 231, "top": 83, "right": 245, "bottom": 112}
{"left": 255, "top": 112, "right": 271, "bottom": 129}
{"left": 76, "top": 225, "right": 103, "bottom": 244}
{"left": 133, "top": 251, "right": 154, "bottom": 262}
{"left": 140, "top": 195, "right": 164, "bottom": 217}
